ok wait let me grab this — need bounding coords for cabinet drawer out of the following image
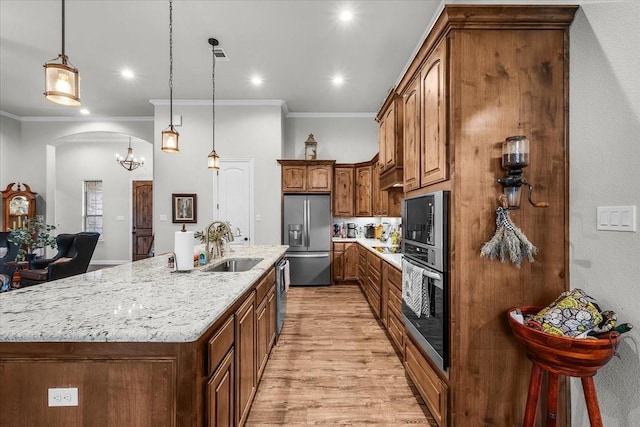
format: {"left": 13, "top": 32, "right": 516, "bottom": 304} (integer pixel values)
{"left": 387, "top": 311, "right": 404, "bottom": 354}
{"left": 255, "top": 268, "right": 275, "bottom": 303}
{"left": 404, "top": 336, "right": 448, "bottom": 427}
{"left": 367, "top": 251, "right": 382, "bottom": 274}
{"left": 368, "top": 289, "right": 381, "bottom": 319}
{"left": 333, "top": 242, "right": 345, "bottom": 251}
{"left": 368, "top": 275, "right": 381, "bottom": 296}
{"left": 387, "top": 265, "right": 402, "bottom": 291}
{"left": 388, "top": 285, "right": 402, "bottom": 317}
{"left": 208, "top": 315, "right": 235, "bottom": 375}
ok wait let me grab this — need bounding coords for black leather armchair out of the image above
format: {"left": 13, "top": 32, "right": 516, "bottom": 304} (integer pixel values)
{"left": 0, "top": 232, "right": 20, "bottom": 291}
{"left": 20, "top": 232, "right": 100, "bottom": 287}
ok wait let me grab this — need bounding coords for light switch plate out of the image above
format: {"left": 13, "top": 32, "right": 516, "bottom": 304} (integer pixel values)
{"left": 597, "top": 206, "right": 636, "bottom": 232}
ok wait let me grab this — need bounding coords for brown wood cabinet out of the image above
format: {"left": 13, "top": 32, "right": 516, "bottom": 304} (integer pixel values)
{"left": 403, "top": 77, "right": 421, "bottom": 191}
{"left": 394, "top": 5, "right": 577, "bottom": 426}
{"left": 208, "top": 348, "right": 235, "bottom": 427}
{"left": 355, "top": 165, "right": 372, "bottom": 216}
{"left": 401, "top": 40, "right": 448, "bottom": 189}
{"left": 278, "top": 160, "right": 335, "bottom": 193}
{"left": 420, "top": 40, "right": 448, "bottom": 186}
{"left": 235, "top": 291, "right": 256, "bottom": 427}
{"left": 377, "top": 94, "right": 404, "bottom": 190}
{"left": 332, "top": 242, "right": 358, "bottom": 283}
{"left": 2, "top": 182, "right": 37, "bottom": 232}
{"left": 333, "top": 165, "right": 355, "bottom": 217}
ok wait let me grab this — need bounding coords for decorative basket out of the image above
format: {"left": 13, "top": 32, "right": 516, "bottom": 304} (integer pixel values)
{"left": 507, "top": 306, "right": 621, "bottom": 377}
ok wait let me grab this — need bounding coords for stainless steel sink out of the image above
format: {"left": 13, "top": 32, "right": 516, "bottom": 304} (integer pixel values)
{"left": 372, "top": 246, "right": 401, "bottom": 254}
{"left": 204, "top": 258, "right": 263, "bottom": 272}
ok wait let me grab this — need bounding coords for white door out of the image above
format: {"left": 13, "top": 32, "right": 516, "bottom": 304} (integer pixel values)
{"left": 213, "top": 158, "right": 254, "bottom": 245}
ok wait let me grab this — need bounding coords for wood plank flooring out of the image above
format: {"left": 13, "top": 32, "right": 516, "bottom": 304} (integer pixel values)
{"left": 245, "top": 284, "right": 436, "bottom": 426}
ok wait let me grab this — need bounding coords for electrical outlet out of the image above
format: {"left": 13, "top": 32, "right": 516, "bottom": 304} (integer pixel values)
{"left": 48, "top": 387, "right": 78, "bottom": 407}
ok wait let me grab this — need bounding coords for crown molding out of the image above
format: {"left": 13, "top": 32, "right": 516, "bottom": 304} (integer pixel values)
{"left": 0, "top": 110, "right": 153, "bottom": 122}
{"left": 149, "top": 99, "right": 288, "bottom": 108}
{"left": 286, "top": 112, "right": 376, "bottom": 119}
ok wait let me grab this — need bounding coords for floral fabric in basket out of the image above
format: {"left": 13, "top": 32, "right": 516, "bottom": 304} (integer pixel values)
{"left": 524, "top": 289, "right": 616, "bottom": 337}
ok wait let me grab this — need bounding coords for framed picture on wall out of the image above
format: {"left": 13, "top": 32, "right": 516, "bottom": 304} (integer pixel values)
{"left": 172, "top": 193, "right": 197, "bottom": 223}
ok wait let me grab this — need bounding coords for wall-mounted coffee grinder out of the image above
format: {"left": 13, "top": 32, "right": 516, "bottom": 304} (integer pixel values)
{"left": 497, "top": 135, "right": 549, "bottom": 209}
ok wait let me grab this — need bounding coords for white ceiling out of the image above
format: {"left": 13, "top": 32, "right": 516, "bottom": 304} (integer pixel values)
{"left": 0, "top": 0, "right": 443, "bottom": 119}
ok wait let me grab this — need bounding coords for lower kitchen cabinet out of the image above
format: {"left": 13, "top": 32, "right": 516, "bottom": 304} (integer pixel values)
{"left": 404, "top": 334, "right": 448, "bottom": 427}
{"left": 257, "top": 284, "right": 276, "bottom": 381}
{"left": 207, "top": 349, "right": 235, "bottom": 427}
{"left": 235, "top": 291, "right": 256, "bottom": 427}
{"left": 333, "top": 242, "right": 358, "bottom": 283}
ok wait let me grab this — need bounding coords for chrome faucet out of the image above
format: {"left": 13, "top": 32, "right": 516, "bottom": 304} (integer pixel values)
{"left": 205, "top": 221, "right": 235, "bottom": 261}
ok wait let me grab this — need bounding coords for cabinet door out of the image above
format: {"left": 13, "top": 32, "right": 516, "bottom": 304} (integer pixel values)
{"left": 307, "top": 165, "right": 332, "bottom": 192}
{"left": 378, "top": 117, "right": 387, "bottom": 171}
{"left": 333, "top": 166, "right": 354, "bottom": 217}
{"left": 207, "top": 349, "right": 235, "bottom": 427}
{"left": 355, "top": 166, "right": 372, "bottom": 216}
{"left": 267, "top": 286, "right": 276, "bottom": 351}
{"left": 282, "top": 165, "right": 306, "bottom": 192}
{"left": 384, "top": 105, "right": 396, "bottom": 171}
{"left": 332, "top": 243, "right": 344, "bottom": 282}
{"left": 357, "top": 245, "right": 367, "bottom": 289}
{"left": 343, "top": 243, "right": 358, "bottom": 281}
{"left": 420, "top": 41, "right": 448, "bottom": 186}
{"left": 235, "top": 292, "right": 256, "bottom": 427}
{"left": 256, "top": 297, "right": 269, "bottom": 382}
{"left": 403, "top": 77, "right": 421, "bottom": 191}
{"left": 372, "top": 162, "right": 388, "bottom": 216}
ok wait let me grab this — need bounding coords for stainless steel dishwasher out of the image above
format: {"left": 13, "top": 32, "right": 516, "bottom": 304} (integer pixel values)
{"left": 275, "top": 257, "right": 289, "bottom": 337}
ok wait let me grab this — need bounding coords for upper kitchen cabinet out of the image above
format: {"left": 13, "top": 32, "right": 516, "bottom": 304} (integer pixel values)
{"left": 376, "top": 93, "right": 404, "bottom": 190}
{"left": 334, "top": 165, "right": 355, "bottom": 217}
{"left": 355, "top": 164, "right": 373, "bottom": 217}
{"left": 402, "top": 39, "right": 448, "bottom": 190}
{"left": 278, "top": 160, "right": 335, "bottom": 193}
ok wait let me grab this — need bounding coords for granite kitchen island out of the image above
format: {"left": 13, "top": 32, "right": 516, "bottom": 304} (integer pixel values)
{"left": 0, "top": 245, "right": 288, "bottom": 427}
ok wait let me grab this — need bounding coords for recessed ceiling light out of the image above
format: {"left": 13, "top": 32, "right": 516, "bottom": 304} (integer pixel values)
{"left": 80, "top": 108, "right": 90, "bottom": 115}
{"left": 340, "top": 10, "right": 353, "bottom": 22}
{"left": 120, "top": 68, "right": 135, "bottom": 79}
{"left": 251, "top": 75, "right": 263, "bottom": 86}
{"left": 332, "top": 75, "right": 345, "bottom": 86}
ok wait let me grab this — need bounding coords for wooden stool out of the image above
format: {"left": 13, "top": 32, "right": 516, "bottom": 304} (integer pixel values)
{"left": 508, "top": 306, "right": 621, "bottom": 427}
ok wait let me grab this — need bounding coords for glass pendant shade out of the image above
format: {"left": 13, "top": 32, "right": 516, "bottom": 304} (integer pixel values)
{"left": 43, "top": 1, "right": 80, "bottom": 106}
{"left": 162, "top": 126, "right": 179, "bottom": 153}
{"left": 44, "top": 59, "right": 80, "bottom": 106}
{"left": 207, "top": 150, "right": 220, "bottom": 170}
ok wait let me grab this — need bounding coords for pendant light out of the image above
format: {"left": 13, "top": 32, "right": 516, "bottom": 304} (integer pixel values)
{"left": 43, "top": 0, "right": 80, "bottom": 106}
{"left": 207, "top": 38, "right": 220, "bottom": 170}
{"left": 116, "top": 137, "right": 144, "bottom": 171}
{"left": 161, "top": 0, "right": 179, "bottom": 153}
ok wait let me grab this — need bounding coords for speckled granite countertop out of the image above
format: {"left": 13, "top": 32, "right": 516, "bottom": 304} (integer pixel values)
{"left": 332, "top": 237, "right": 402, "bottom": 269}
{"left": 0, "top": 245, "right": 287, "bottom": 343}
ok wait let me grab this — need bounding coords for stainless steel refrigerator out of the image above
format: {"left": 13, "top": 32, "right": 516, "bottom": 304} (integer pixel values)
{"left": 283, "top": 194, "right": 331, "bottom": 286}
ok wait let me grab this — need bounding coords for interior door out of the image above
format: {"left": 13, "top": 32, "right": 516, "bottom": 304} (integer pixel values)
{"left": 132, "top": 180, "right": 153, "bottom": 261}
{"left": 214, "top": 159, "right": 253, "bottom": 245}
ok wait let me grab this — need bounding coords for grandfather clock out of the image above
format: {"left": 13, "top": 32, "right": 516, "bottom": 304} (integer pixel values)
{"left": 2, "top": 182, "right": 37, "bottom": 232}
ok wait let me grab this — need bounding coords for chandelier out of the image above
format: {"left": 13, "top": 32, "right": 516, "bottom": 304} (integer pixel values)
{"left": 43, "top": 0, "right": 81, "bottom": 106}
{"left": 116, "top": 138, "right": 144, "bottom": 171}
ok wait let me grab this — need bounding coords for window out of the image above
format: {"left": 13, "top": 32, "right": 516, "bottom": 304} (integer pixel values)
{"left": 84, "top": 180, "right": 103, "bottom": 237}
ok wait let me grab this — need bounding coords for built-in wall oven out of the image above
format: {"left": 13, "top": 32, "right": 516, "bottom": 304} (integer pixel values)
{"left": 401, "top": 190, "right": 449, "bottom": 372}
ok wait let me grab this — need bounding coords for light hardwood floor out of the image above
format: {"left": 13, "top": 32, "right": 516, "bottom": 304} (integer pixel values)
{"left": 246, "top": 284, "right": 436, "bottom": 426}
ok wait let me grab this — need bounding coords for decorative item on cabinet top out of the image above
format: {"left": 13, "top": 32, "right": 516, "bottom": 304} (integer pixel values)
{"left": 304, "top": 134, "right": 318, "bottom": 160}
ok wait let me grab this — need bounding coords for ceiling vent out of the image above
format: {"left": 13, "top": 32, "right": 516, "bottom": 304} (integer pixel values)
{"left": 213, "top": 47, "right": 229, "bottom": 62}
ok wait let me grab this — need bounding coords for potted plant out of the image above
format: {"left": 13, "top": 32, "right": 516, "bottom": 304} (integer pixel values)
{"left": 8, "top": 216, "right": 57, "bottom": 261}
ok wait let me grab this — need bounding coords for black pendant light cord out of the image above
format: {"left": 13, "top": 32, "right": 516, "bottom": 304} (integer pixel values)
{"left": 210, "top": 38, "right": 218, "bottom": 153}
{"left": 61, "top": 0, "right": 65, "bottom": 57}
{"left": 169, "top": 0, "right": 174, "bottom": 126}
